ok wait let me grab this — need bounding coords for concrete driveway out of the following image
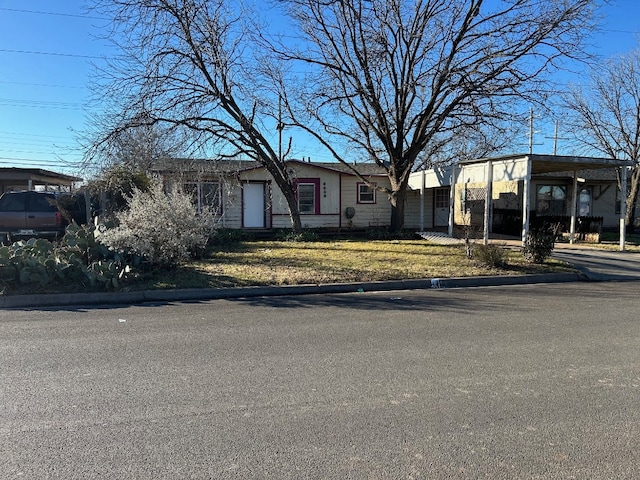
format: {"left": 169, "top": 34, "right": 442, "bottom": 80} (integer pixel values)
{"left": 422, "top": 231, "right": 640, "bottom": 282}
{"left": 551, "top": 245, "right": 640, "bottom": 281}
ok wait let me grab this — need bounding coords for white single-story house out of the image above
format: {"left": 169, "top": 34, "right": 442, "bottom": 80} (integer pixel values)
{"left": 153, "top": 158, "right": 393, "bottom": 230}
{"left": 153, "top": 154, "right": 634, "bottom": 246}
{"left": 407, "top": 153, "right": 633, "bottom": 246}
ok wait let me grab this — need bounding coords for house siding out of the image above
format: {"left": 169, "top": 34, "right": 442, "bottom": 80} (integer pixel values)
{"left": 404, "top": 189, "right": 433, "bottom": 229}
{"left": 340, "top": 175, "right": 391, "bottom": 228}
{"left": 203, "top": 160, "right": 392, "bottom": 230}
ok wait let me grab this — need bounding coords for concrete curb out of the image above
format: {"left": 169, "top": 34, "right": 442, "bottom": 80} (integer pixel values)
{"left": 0, "top": 273, "right": 586, "bottom": 309}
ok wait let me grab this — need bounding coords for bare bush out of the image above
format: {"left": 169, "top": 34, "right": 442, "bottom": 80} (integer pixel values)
{"left": 99, "top": 180, "right": 217, "bottom": 267}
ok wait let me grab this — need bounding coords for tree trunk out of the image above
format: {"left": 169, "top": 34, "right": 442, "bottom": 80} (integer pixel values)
{"left": 626, "top": 165, "right": 640, "bottom": 233}
{"left": 389, "top": 187, "right": 407, "bottom": 233}
{"left": 268, "top": 171, "right": 302, "bottom": 233}
{"left": 282, "top": 186, "right": 303, "bottom": 232}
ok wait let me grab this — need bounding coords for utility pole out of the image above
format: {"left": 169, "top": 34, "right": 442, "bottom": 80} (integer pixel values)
{"left": 529, "top": 107, "right": 534, "bottom": 154}
{"left": 525, "top": 108, "right": 543, "bottom": 154}
{"left": 545, "top": 119, "right": 568, "bottom": 155}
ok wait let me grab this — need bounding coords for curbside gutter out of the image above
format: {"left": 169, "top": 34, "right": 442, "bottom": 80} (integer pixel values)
{"left": 0, "top": 272, "right": 586, "bottom": 309}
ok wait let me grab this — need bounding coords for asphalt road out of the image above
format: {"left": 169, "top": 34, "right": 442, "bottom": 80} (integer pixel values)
{"left": 2, "top": 282, "right": 640, "bottom": 479}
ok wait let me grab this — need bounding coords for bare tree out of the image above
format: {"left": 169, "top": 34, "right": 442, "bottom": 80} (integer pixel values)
{"left": 84, "top": 120, "right": 183, "bottom": 173}
{"left": 89, "top": 0, "right": 303, "bottom": 231}
{"left": 562, "top": 49, "right": 640, "bottom": 231}
{"left": 271, "top": 0, "right": 598, "bottom": 231}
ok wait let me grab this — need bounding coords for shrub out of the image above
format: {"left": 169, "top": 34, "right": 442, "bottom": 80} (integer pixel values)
{"left": 522, "top": 228, "right": 555, "bottom": 264}
{"left": 275, "top": 229, "right": 320, "bottom": 242}
{"left": 471, "top": 243, "right": 508, "bottom": 268}
{"left": 366, "top": 228, "right": 415, "bottom": 240}
{"left": 210, "top": 227, "right": 254, "bottom": 245}
{"left": 0, "top": 224, "right": 133, "bottom": 293}
{"left": 99, "top": 180, "right": 217, "bottom": 268}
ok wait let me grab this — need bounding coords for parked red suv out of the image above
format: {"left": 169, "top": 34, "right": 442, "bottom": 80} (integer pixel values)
{"left": 0, "top": 191, "right": 87, "bottom": 244}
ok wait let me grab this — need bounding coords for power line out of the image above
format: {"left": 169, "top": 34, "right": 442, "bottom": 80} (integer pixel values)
{"left": 0, "top": 98, "right": 85, "bottom": 110}
{"left": 0, "top": 157, "right": 83, "bottom": 169}
{"left": 0, "top": 7, "right": 108, "bottom": 21}
{"left": 0, "top": 80, "right": 83, "bottom": 89}
{"left": 0, "top": 48, "right": 103, "bottom": 60}
{"left": 0, "top": 143, "right": 81, "bottom": 152}
{"left": 0, "top": 131, "right": 76, "bottom": 140}
{"left": 0, "top": 140, "right": 83, "bottom": 150}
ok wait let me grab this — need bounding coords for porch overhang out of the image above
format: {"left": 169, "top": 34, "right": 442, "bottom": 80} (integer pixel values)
{"left": 460, "top": 153, "right": 631, "bottom": 177}
{"left": 412, "top": 154, "right": 633, "bottom": 251}
{"left": 460, "top": 154, "right": 632, "bottom": 250}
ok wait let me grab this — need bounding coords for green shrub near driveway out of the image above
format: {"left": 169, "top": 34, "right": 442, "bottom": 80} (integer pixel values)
{"left": 471, "top": 243, "right": 509, "bottom": 268}
{"left": 522, "top": 228, "right": 556, "bottom": 264}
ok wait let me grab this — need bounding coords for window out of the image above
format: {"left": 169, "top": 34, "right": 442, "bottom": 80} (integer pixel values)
{"left": 357, "top": 183, "right": 376, "bottom": 204}
{"left": 29, "top": 193, "right": 58, "bottom": 212}
{"left": 201, "top": 183, "right": 222, "bottom": 214}
{"left": 616, "top": 187, "right": 623, "bottom": 215}
{"left": 0, "top": 192, "right": 28, "bottom": 211}
{"left": 294, "top": 178, "right": 320, "bottom": 214}
{"left": 184, "top": 182, "right": 221, "bottom": 214}
{"left": 578, "top": 188, "right": 592, "bottom": 216}
{"left": 434, "top": 187, "right": 449, "bottom": 209}
{"left": 536, "top": 185, "right": 566, "bottom": 215}
{"left": 298, "top": 183, "right": 316, "bottom": 213}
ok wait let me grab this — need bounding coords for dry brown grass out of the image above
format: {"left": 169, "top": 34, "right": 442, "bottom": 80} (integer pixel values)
{"left": 142, "top": 239, "right": 574, "bottom": 290}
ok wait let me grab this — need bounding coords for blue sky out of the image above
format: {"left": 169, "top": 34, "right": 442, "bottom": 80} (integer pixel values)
{"left": 0, "top": 0, "right": 639, "bottom": 177}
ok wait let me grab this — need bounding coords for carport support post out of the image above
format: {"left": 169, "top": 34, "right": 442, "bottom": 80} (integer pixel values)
{"left": 448, "top": 165, "right": 458, "bottom": 238}
{"left": 419, "top": 170, "right": 425, "bottom": 231}
{"left": 620, "top": 165, "right": 627, "bottom": 251}
{"left": 521, "top": 158, "right": 532, "bottom": 245}
{"left": 570, "top": 171, "right": 578, "bottom": 245}
{"left": 483, "top": 160, "right": 493, "bottom": 245}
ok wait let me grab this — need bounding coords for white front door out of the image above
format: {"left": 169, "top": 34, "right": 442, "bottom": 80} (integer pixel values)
{"left": 434, "top": 187, "right": 450, "bottom": 227}
{"left": 243, "top": 183, "right": 265, "bottom": 228}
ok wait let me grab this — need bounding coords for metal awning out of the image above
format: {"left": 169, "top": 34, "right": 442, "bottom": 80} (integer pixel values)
{"left": 0, "top": 168, "right": 82, "bottom": 193}
{"left": 459, "top": 153, "right": 632, "bottom": 176}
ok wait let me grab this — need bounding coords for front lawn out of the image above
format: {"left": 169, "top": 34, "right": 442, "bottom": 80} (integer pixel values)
{"left": 135, "top": 239, "right": 573, "bottom": 291}
{"left": 1, "top": 238, "right": 576, "bottom": 296}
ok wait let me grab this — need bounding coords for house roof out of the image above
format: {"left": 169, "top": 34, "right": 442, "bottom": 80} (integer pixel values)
{"left": 290, "top": 160, "right": 388, "bottom": 176}
{"left": 152, "top": 158, "right": 388, "bottom": 176}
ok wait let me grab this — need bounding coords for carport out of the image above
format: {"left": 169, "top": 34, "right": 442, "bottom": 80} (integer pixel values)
{"left": 458, "top": 154, "right": 631, "bottom": 250}
{"left": 412, "top": 154, "right": 633, "bottom": 251}
{"left": 0, "top": 168, "right": 82, "bottom": 193}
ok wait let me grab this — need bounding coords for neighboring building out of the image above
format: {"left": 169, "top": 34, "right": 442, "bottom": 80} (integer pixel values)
{"left": 407, "top": 154, "right": 633, "bottom": 243}
{"left": 153, "top": 158, "right": 392, "bottom": 230}
{"left": 0, "top": 168, "right": 82, "bottom": 193}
